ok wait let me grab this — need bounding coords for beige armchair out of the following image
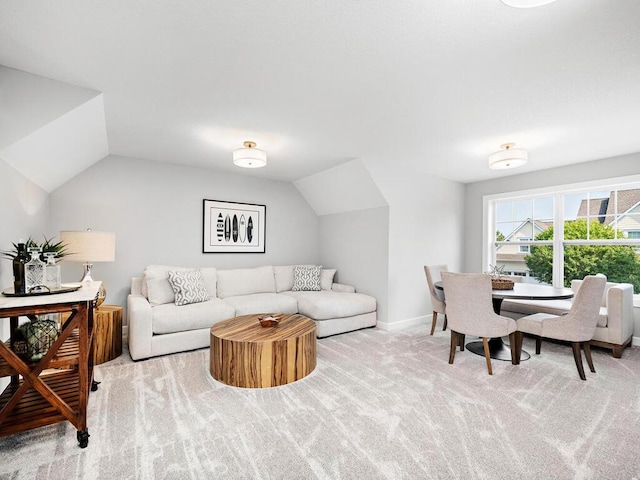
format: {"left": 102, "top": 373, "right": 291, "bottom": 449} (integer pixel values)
{"left": 515, "top": 275, "right": 607, "bottom": 381}
{"left": 424, "top": 265, "right": 448, "bottom": 335}
{"left": 441, "top": 272, "right": 518, "bottom": 375}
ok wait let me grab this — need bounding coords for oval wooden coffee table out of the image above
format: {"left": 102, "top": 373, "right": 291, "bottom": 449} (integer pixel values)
{"left": 210, "top": 313, "right": 317, "bottom": 388}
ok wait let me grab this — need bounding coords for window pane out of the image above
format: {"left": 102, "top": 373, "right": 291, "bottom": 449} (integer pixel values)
{"left": 496, "top": 197, "right": 553, "bottom": 242}
{"left": 563, "top": 245, "right": 640, "bottom": 293}
{"left": 564, "top": 191, "right": 614, "bottom": 240}
{"left": 611, "top": 188, "right": 640, "bottom": 237}
{"left": 518, "top": 244, "right": 551, "bottom": 285}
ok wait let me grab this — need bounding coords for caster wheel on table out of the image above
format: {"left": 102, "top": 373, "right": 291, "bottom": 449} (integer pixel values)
{"left": 77, "top": 429, "right": 90, "bottom": 448}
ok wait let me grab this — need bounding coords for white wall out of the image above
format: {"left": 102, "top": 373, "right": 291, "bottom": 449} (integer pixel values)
{"left": 367, "top": 164, "right": 466, "bottom": 329}
{"left": 48, "top": 155, "right": 320, "bottom": 311}
{"left": 464, "top": 151, "right": 640, "bottom": 336}
{"left": 319, "top": 206, "right": 389, "bottom": 324}
{"left": 0, "top": 158, "right": 49, "bottom": 391}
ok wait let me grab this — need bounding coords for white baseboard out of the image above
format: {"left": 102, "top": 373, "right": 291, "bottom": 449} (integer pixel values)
{"left": 632, "top": 335, "right": 639, "bottom": 347}
{"left": 377, "top": 315, "right": 429, "bottom": 332}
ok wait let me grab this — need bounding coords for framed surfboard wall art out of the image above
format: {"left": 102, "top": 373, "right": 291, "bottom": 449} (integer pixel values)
{"left": 203, "top": 199, "right": 266, "bottom": 253}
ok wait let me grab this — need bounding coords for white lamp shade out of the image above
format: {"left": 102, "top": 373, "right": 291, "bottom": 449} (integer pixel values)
{"left": 488, "top": 146, "right": 528, "bottom": 170}
{"left": 233, "top": 145, "right": 267, "bottom": 168}
{"left": 59, "top": 230, "right": 116, "bottom": 263}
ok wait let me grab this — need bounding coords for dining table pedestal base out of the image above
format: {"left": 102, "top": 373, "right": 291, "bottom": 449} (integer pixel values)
{"left": 466, "top": 337, "right": 530, "bottom": 362}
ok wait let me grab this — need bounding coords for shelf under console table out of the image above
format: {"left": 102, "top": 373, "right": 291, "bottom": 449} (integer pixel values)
{"left": 0, "top": 281, "right": 101, "bottom": 448}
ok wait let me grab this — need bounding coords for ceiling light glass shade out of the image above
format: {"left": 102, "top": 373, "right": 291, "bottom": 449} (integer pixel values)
{"left": 501, "top": 0, "right": 556, "bottom": 8}
{"left": 233, "top": 141, "right": 267, "bottom": 168}
{"left": 488, "top": 143, "right": 528, "bottom": 170}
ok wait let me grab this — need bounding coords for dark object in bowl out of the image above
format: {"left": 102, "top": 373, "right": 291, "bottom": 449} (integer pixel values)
{"left": 258, "top": 315, "right": 280, "bottom": 327}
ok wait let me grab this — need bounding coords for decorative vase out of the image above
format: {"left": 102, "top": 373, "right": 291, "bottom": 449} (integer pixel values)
{"left": 21, "top": 318, "right": 59, "bottom": 361}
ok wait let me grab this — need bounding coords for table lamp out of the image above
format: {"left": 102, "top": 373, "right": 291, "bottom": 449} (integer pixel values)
{"left": 59, "top": 229, "right": 116, "bottom": 307}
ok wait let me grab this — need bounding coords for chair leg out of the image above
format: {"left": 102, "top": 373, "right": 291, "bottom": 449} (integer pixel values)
{"left": 482, "top": 337, "right": 493, "bottom": 375}
{"left": 430, "top": 312, "right": 438, "bottom": 336}
{"left": 459, "top": 333, "right": 465, "bottom": 351}
{"left": 572, "top": 342, "right": 586, "bottom": 381}
{"left": 535, "top": 336, "right": 542, "bottom": 355}
{"left": 508, "top": 332, "right": 519, "bottom": 365}
{"left": 449, "top": 331, "right": 458, "bottom": 364}
{"left": 583, "top": 342, "right": 596, "bottom": 373}
{"left": 442, "top": 314, "right": 447, "bottom": 331}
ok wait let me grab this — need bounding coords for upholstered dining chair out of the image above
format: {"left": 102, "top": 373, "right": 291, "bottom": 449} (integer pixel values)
{"left": 514, "top": 275, "right": 607, "bottom": 381}
{"left": 441, "top": 272, "right": 518, "bottom": 375}
{"left": 424, "top": 265, "right": 448, "bottom": 335}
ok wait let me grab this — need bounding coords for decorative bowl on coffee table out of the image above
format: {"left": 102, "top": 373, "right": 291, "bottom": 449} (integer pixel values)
{"left": 258, "top": 315, "right": 280, "bottom": 327}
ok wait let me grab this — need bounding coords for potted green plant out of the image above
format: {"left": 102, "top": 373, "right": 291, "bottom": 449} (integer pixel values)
{"left": 1, "top": 236, "right": 70, "bottom": 261}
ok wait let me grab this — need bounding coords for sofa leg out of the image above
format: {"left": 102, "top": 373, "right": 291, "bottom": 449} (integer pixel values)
{"left": 612, "top": 344, "right": 623, "bottom": 359}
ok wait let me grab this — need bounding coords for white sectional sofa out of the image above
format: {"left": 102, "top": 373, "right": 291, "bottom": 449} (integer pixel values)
{"left": 500, "top": 278, "right": 634, "bottom": 358}
{"left": 127, "top": 265, "right": 377, "bottom": 360}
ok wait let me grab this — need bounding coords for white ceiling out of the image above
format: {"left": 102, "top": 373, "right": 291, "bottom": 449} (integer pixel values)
{"left": 1, "top": 0, "right": 639, "bottom": 185}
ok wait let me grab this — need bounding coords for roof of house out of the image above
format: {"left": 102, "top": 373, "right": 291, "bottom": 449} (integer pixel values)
{"left": 576, "top": 189, "right": 640, "bottom": 224}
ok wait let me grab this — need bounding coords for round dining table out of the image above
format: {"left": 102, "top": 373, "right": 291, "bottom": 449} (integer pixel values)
{"left": 433, "top": 280, "right": 574, "bottom": 361}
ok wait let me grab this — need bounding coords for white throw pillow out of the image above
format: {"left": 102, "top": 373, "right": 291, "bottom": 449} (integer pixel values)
{"left": 167, "top": 270, "right": 211, "bottom": 306}
{"left": 321, "top": 268, "right": 336, "bottom": 291}
{"left": 292, "top": 265, "right": 322, "bottom": 292}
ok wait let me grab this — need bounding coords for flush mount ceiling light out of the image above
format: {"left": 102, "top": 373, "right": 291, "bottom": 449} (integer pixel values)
{"left": 501, "top": 0, "right": 557, "bottom": 7}
{"left": 233, "top": 141, "right": 267, "bottom": 168}
{"left": 488, "top": 143, "right": 528, "bottom": 170}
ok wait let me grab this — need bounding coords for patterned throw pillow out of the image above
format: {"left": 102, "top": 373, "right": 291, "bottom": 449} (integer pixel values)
{"left": 292, "top": 265, "right": 322, "bottom": 292}
{"left": 167, "top": 270, "right": 211, "bottom": 306}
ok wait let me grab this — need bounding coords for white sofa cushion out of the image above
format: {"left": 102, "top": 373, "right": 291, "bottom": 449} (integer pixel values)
{"left": 321, "top": 269, "right": 336, "bottom": 291}
{"left": 152, "top": 298, "right": 235, "bottom": 335}
{"left": 144, "top": 265, "right": 217, "bottom": 305}
{"left": 282, "top": 291, "right": 376, "bottom": 320}
{"left": 216, "top": 266, "right": 276, "bottom": 298}
{"left": 274, "top": 265, "right": 295, "bottom": 293}
{"left": 223, "top": 293, "right": 298, "bottom": 316}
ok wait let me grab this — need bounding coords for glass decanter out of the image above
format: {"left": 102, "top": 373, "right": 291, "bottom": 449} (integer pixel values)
{"left": 25, "top": 247, "right": 45, "bottom": 293}
{"left": 44, "top": 253, "right": 61, "bottom": 290}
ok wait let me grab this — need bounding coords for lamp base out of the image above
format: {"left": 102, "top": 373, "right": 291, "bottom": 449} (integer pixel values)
{"left": 80, "top": 263, "right": 107, "bottom": 307}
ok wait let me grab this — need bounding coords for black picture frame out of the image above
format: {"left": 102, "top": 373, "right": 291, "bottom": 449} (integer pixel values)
{"left": 202, "top": 199, "right": 266, "bottom": 253}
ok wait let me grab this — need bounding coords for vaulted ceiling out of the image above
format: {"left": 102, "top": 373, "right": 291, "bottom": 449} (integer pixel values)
{"left": 1, "top": 0, "right": 639, "bottom": 191}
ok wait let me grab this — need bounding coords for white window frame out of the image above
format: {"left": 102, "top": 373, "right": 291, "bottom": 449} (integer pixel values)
{"left": 483, "top": 174, "right": 640, "bottom": 289}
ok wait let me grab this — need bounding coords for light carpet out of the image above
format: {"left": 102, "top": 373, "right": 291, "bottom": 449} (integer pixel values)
{"left": 1, "top": 326, "right": 639, "bottom": 479}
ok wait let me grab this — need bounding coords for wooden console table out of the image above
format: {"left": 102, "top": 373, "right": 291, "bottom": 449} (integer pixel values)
{"left": 0, "top": 282, "right": 101, "bottom": 448}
